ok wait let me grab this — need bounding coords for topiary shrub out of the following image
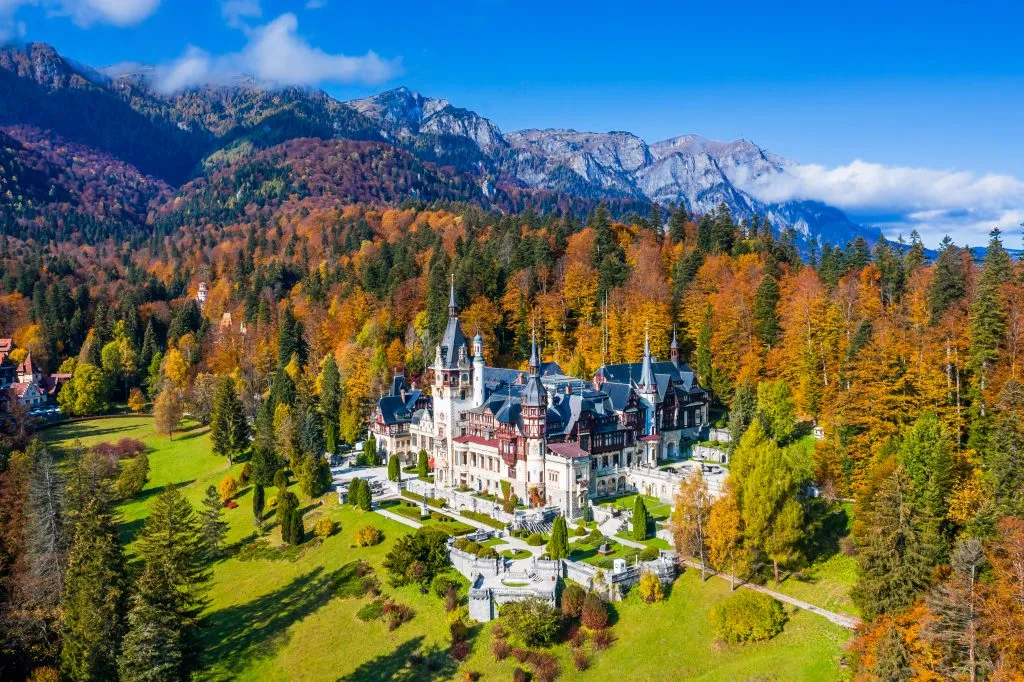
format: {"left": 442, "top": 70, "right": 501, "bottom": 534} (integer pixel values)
{"left": 709, "top": 590, "right": 788, "bottom": 643}
{"left": 574, "top": 525, "right": 587, "bottom": 536}
{"left": 560, "top": 584, "right": 586, "bottom": 618}
{"left": 580, "top": 592, "right": 609, "bottom": 630}
{"left": 500, "top": 597, "right": 563, "bottom": 647}
{"left": 463, "top": 541, "right": 482, "bottom": 555}
{"left": 477, "top": 546, "right": 497, "bottom": 559}
{"left": 639, "top": 546, "right": 660, "bottom": 562}
{"left": 526, "top": 533, "right": 545, "bottom": 546}
{"left": 239, "top": 462, "right": 252, "bottom": 485}
{"left": 218, "top": 475, "right": 238, "bottom": 503}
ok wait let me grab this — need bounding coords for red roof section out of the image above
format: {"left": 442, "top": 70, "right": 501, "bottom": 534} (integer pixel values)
{"left": 452, "top": 434, "right": 499, "bottom": 448}
{"left": 547, "top": 442, "right": 590, "bottom": 459}
{"left": 0, "top": 339, "right": 12, "bottom": 353}
{"left": 17, "top": 353, "right": 37, "bottom": 376}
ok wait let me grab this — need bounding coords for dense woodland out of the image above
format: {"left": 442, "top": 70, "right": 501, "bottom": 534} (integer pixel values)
{"left": 1, "top": 184, "right": 1023, "bottom": 680}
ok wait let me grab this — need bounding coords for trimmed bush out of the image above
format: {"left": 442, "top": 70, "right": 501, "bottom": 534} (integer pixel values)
{"left": 592, "top": 628, "right": 614, "bottom": 651}
{"left": 709, "top": 590, "right": 788, "bottom": 644}
{"left": 239, "top": 462, "right": 252, "bottom": 484}
{"left": 356, "top": 598, "right": 385, "bottom": 622}
{"left": 526, "top": 533, "right": 545, "bottom": 546}
{"left": 218, "top": 475, "right": 238, "bottom": 503}
{"left": 491, "top": 638, "right": 510, "bottom": 661}
{"left": 500, "top": 597, "right": 563, "bottom": 648}
{"left": 463, "top": 541, "right": 482, "bottom": 555}
{"left": 477, "top": 546, "right": 497, "bottom": 559}
{"left": 574, "top": 525, "right": 587, "bottom": 537}
{"left": 639, "top": 546, "right": 660, "bottom": 562}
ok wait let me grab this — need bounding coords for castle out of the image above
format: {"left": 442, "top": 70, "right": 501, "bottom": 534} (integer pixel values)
{"left": 371, "top": 283, "right": 710, "bottom": 517}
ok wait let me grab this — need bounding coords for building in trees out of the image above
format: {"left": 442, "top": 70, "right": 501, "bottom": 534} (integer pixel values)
{"left": 372, "top": 282, "right": 711, "bottom": 517}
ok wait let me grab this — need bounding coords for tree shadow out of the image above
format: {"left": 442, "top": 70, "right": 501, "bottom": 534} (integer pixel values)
{"left": 200, "top": 563, "right": 365, "bottom": 680}
{"left": 336, "top": 636, "right": 458, "bottom": 682}
{"left": 173, "top": 423, "right": 208, "bottom": 441}
{"left": 802, "top": 501, "right": 850, "bottom": 564}
{"left": 117, "top": 517, "right": 146, "bottom": 546}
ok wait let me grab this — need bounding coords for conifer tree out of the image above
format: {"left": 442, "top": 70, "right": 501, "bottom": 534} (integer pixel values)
{"left": 278, "top": 491, "right": 299, "bottom": 544}
{"left": 252, "top": 483, "right": 265, "bottom": 530}
{"left": 388, "top": 454, "right": 400, "bottom": 482}
{"left": 753, "top": 275, "right": 781, "bottom": 348}
{"left": 728, "top": 383, "right": 757, "bottom": 449}
{"left": 199, "top": 485, "right": 228, "bottom": 557}
{"left": 61, "top": 500, "right": 127, "bottom": 682}
{"left": 969, "top": 229, "right": 1013, "bottom": 419}
{"left": 983, "top": 381, "right": 1024, "bottom": 518}
{"left": 547, "top": 516, "right": 569, "bottom": 560}
{"left": 696, "top": 303, "right": 715, "bottom": 402}
{"left": 118, "top": 566, "right": 184, "bottom": 682}
{"left": 668, "top": 205, "right": 689, "bottom": 244}
{"left": 741, "top": 441, "right": 803, "bottom": 585}
{"left": 898, "top": 413, "right": 956, "bottom": 552}
{"left": 417, "top": 448, "right": 428, "bottom": 479}
{"left": 707, "top": 482, "right": 747, "bottom": 589}
{"left": 290, "top": 510, "right": 305, "bottom": 545}
{"left": 924, "top": 538, "right": 990, "bottom": 681}
{"left": 632, "top": 496, "right": 649, "bottom": 541}
{"left": 853, "top": 467, "right": 933, "bottom": 621}
{"left": 251, "top": 400, "right": 281, "bottom": 486}
{"left": 210, "top": 376, "right": 249, "bottom": 465}
{"left": 135, "top": 486, "right": 210, "bottom": 632}
{"left": 873, "top": 625, "right": 914, "bottom": 682}
{"left": 319, "top": 354, "right": 341, "bottom": 453}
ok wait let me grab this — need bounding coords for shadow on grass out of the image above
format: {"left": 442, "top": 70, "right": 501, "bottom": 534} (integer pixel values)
{"left": 201, "top": 563, "right": 364, "bottom": 680}
{"left": 172, "top": 423, "right": 207, "bottom": 441}
{"left": 117, "top": 517, "right": 146, "bottom": 546}
{"left": 336, "top": 635, "right": 458, "bottom": 682}
{"left": 44, "top": 421, "right": 149, "bottom": 445}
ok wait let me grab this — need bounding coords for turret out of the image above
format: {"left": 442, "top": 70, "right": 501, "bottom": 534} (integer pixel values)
{"left": 472, "top": 331, "right": 485, "bottom": 407}
{"left": 639, "top": 329, "right": 656, "bottom": 391}
{"left": 670, "top": 326, "right": 680, "bottom": 368}
{"left": 522, "top": 331, "right": 547, "bottom": 434}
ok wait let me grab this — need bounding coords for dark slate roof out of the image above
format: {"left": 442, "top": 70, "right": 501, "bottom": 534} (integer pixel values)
{"left": 595, "top": 360, "right": 704, "bottom": 395}
{"left": 438, "top": 315, "right": 469, "bottom": 370}
{"left": 600, "top": 381, "right": 635, "bottom": 411}
{"left": 377, "top": 387, "right": 424, "bottom": 425}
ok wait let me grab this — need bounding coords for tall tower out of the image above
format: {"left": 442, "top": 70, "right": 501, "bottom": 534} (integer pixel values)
{"left": 472, "top": 331, "right": 485, "bottom": 408}
{"left": 432, "top": 277, "right": 472, "bottom": 485}
{"left": 522, "top": 332, "right": 548, "bottom": 500}
{"left": 636, "top": 328, "right": 660, "bottom": 464}
{"left": 670, "top": 326, "right": 680, "bottom": 369}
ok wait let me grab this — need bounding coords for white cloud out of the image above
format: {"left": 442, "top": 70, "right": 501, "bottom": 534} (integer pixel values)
{"left": 156, "top": 13, "right": 401, "bottom": 92}
{"left": 0, "top": 0, "right": 158, "bottom": 39}
{"left": 738, "top": 160, "right": 1024, "bottom": 246}
{"left": 221, "top": 0, "right": 260, "bottom": 29}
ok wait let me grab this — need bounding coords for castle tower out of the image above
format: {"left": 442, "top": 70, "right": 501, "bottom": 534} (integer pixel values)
{"left": 670, "top": 326, "right": 680, "bottom": 368}
{"left": 522, "top": 331, "right": 548, "bottom": 501}
{"left": 197, "top": 282, "right": 208, "bottom": 310}
{"left": 636, "top": 328, "right": 661, "bottom": 464}
{"left": 472, "top": 331, "right": 485, "bottom": 408}
{"left": 432, "top": 277, "right": 473, "bottom": 486}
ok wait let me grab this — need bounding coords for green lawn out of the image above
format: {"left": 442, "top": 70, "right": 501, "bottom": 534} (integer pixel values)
{"left": 463, "top": 570, "right": 852, "bottom": 681}
{"left": 44, "top": 416, "right": 853, "bottom": 681}
{"left": 597, "top": 493, "right": 671, "bottom": 520}
{"left": 378, "top": 500, "right": 475, "bottom": 536}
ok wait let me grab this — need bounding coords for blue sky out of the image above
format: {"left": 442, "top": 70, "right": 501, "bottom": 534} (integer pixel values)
{"left": 2, "top": 0, "right": 1023, "bottom": 246}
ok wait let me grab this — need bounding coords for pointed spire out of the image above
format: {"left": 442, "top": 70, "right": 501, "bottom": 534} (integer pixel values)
{"left": 448, "top": 274, "right": 457, "bottom": 317}
{"left": 670, "top": 325, "right": 680, "bottom": 368}
{"left": 639, "top": 324, "right": 656, "bottom": 389}
{"left": 670, "top": 325, "right": 678, "bottom": 350}
{"left": 529, "top": 328, "right": 539, "bottom": 374}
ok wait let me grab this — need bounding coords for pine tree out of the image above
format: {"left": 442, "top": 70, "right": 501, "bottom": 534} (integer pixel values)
{"left": 210, "top": 376, "right": 249, "bottom": 465}
{"left": 696, "top": 303, "right": 715, "bottom": 403}
{"left": 24, "top": 440, "right": 67, "bottom": 612}
{"left": 290, "top": 510, "right": 305, "bottom": 545}
{"left": 632, "top": 496, "right": 649, "bottom": 541}
{"left": 140, "top": 319, "right": 157, "bottom": 371}
{"left": 417, "top": 448, "right": 428, "bottom": 479}
{"left": 135, "top": 486, "right": 211, "bottom": 629}
{"left": 853, "top": 467, "right": 934, "bottom": 621}
{"left": 728, "top": 383, "right": 757, "bottom": 448}
{"left": 898, "top": 413, "right": 956, "bottom": 552}
{"left": 251, "top": 400, "right": 281, "bottom": 486}
{"left": 199, "top": 485, "right": 228, "bottom": 557}
{"left": 278, "top": 491, "right": 299, "bottom": 544}
{"left": 668, "top": 205, "right": 689, "bottom": 244}
{"left": 547, "top": 516, "right": 569, "bottom": 560}
{"left": 61, "top": 500, "right": 127, "bottom": 682}
{"left": 873, "top": 625, "right": 914, "bottom": 682}
{"left": 969, "top": 229, "right": 1013, "bottom": 418}
{"left": 319, "top": 354, "right": 341, "bottom": 454}
{"left": 741, "top": 441, "right": 803, "bottom": 585}
{"left": 252, "top": 483, "right": 265, "bottom": 530}
{"left": 753, "top": 275, "right": 781, "bottom": 348}
{"left": 388, "top": 454, "right": 400, "bottom": 482}
{"left": 118, "top": 566, "right": 184, "bottom": 682}
{"left": 924, "top": 538, "right": 991, "bottom": 681}
{"left": 984, "top": 381, "right": 1024, "bottom": 518}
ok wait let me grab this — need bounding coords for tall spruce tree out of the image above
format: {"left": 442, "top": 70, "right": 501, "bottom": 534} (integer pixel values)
{"left": 929, "top": 236, "right": 966, "bottom": 324}
{"left": 984, "top": 381, "right": 1024, "bottom": 518}
{"left": 897, "top": 413, "right": 956, "bottom": 553}
{"left": 924, "top": 538, "right": 990, "bottom": 681}
{"left": 61, "top": 500, "right": 127, "bottom": 682}
{"left": 319, "top": 354, "right": 341, "bottom": 454}
{"left": 252, "top": 483, "right": 265, "bottom": 530}
{"left": 969, "top": 229, "right": 1013, "bottom": 419}
{"left": 199, "top": 485, "right": 228, "bottom": 557}
{"left": 852, "top": 467, "right": 934, "bottom": 621}
{"left": 210, "top": 377, "right": 249, "bottom": 466}
{"left": 118, "top": 566, "right": 184, "bottom": 682}
{"left": 753, "top": 275, "right": 781, "bottom": 348}
{"left": 134, "top": 485, "right": 210, "bottom": 649}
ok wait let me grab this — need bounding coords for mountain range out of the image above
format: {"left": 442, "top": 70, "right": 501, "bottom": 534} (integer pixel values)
{"left": 0, "top": 42, "right": 881, "bottom": 246}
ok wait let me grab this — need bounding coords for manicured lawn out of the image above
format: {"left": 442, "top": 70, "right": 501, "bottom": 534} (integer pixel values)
{"left": 45, "top": 416, "right": 853, "bottom": 681}
{"left": 598, "top": 493, "right": 671, "bottom": 520}
{"left": 463, "top": 570, "right": 852, "bottom": 681}
{"left": 378, "top": 500, "right": 475, "bottom": 536}
{"left": 500, "top": 548, "right": 531, "bottom": 560}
